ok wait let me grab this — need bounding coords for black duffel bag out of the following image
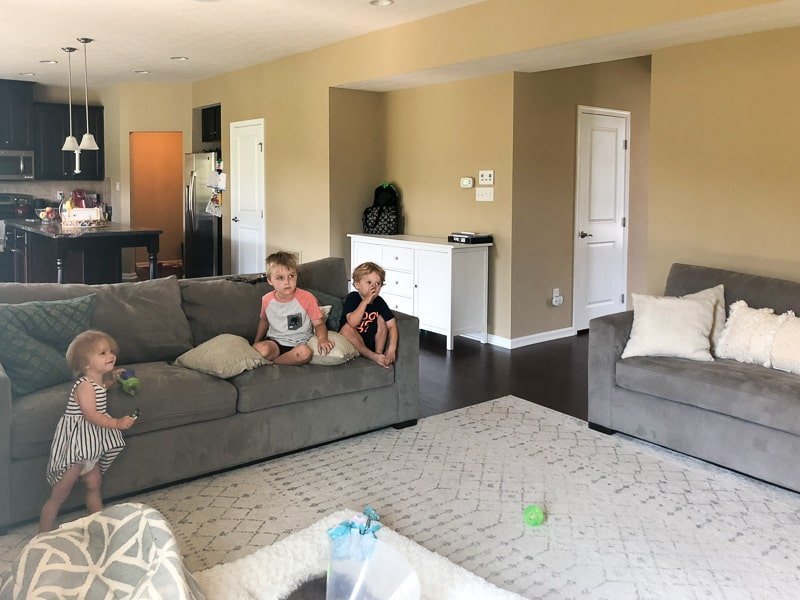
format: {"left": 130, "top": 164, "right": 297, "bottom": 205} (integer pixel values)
{"left": 362, "top": 183, "right": 400, "bottom": 235}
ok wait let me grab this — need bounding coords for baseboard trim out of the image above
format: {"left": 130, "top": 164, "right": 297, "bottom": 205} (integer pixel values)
{"left": 462, "top": 327, "right": 576, "bottom": 349}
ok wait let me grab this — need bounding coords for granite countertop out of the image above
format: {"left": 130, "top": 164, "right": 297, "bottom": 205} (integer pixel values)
{"left": 4, "top": 219, "right": 162, "bottom": 239}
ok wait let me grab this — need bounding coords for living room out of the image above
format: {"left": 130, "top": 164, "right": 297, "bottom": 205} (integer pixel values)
{"left": 1, "top": 0, "right": 800, "bottom": 597}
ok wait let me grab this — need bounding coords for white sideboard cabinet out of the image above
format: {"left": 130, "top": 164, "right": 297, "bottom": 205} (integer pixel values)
{"left": 348, "top": 234, "right": 492, "bottom": 351}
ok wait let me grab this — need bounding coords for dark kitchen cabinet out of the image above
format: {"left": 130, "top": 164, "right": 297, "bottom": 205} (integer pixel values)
{"left": 34, "top": 102, "right": 104, "bottom": 180}
{"left": 0, "top": 80, "right": 35, "bottom": 150}
{"left": 201, "top": 105, "right": 221, "bottom": 142}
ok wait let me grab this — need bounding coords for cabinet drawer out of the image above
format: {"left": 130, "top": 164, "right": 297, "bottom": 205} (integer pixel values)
{"left": 382, "top": 269, "right": 413, "bottom": 298}
{"left": 382, "top": 246, "right": 413, "bottom": 271}
{"left": 381, "top": 293, "right": 414, "bottom": 315}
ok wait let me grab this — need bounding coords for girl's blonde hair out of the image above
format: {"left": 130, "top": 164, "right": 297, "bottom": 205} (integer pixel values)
{"left": 66, "top": 330, "right": 118, "bottom": 376}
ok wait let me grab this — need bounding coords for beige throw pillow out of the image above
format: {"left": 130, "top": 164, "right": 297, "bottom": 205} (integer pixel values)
{"left": 307, "top": 331, "right": 359, "bottom": 365}
{"left": 621, "top": 294, "right": 715, "bottom": 361}
{"left": 175, "top": 334, "right": 269, "bottom": 378}
{"left": 715, "top": 300, "right": 788, "bottom": 367}
{"left": 683, "top": 284, "right": 726, "bottom": 354}
{"left": 771, "top": 311, "right": 800, "bottom": 375}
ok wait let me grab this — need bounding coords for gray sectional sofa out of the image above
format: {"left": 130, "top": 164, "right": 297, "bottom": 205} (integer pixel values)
{"left": 0, "top": 257, "right": 419, "bottom": 530}
{"left": 589, "top": 263, "right": 800, "bottom": 493}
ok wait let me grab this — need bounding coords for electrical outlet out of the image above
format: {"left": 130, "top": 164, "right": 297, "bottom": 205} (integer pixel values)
{"left": 552, "top": 287, "right": 564, "bottom": 307}
{"left": 478, "top": 170, "right": 494, "bottom": 185}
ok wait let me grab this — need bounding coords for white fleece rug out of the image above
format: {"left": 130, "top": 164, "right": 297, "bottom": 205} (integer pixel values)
{"left": 193, "top": 509, "right": 524, "bottom": 600}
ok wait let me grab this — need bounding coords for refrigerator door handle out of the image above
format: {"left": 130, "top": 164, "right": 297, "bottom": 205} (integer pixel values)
{"left": 187, "top": 171, "right": 197, "bottom": 218}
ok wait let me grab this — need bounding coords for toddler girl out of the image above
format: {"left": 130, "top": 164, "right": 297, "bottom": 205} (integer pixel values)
{"left": 39, "top": 330, "right": 136, "bottom": 532}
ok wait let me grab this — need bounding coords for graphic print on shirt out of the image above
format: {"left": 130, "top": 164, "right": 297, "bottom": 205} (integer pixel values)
{"left": 287, "top": 313, "right": 302, "bottom": 330}
{"left": 358, "top": 311, "right": 379, "bottom": 334}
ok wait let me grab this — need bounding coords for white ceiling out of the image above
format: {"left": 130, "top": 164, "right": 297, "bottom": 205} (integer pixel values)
{"left": 2, "top": 0, "right": 800, "bottom": 93}
{"left": 0, "top": 0, "right": 485, "bottom": 87}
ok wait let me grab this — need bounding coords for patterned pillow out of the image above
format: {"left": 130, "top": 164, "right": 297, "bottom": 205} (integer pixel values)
{"left": 307, "top": 288, "right": 344, "bottom": 332}
{"left": 0, "top": 295, "right": 96, "bottom": 397}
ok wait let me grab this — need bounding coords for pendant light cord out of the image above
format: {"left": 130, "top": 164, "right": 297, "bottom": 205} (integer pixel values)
{"left": 64, "top": 48, "right": 74, "bottom": 138}
{"left": 82, "top": 41, "right": 89, "bottom": 132}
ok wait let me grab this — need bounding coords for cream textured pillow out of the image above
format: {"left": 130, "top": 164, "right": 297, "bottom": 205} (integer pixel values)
{"left": 683, "top": 284, "right": 726, "bottom": 353}
{"left": 175, "top": 334, "right": 269, "bottom": 378}
{"left": 621, "top": 294, "right": 715, "bottom": 361}
{"left": 771, "top": 311, "right": 800, "bottom": 375}
{"left": 307, "top": 331, "right": 359, "bottom": 365}
{"left": 715, "top": 300, "right": 788, "bottom": 367}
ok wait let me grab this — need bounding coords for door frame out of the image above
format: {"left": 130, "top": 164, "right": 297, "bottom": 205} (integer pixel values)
{"left": 229, "top": 117, "right": 265, "bottom": 274}
{"left": 572, "top": 105, "right": 631, "bottom": 331}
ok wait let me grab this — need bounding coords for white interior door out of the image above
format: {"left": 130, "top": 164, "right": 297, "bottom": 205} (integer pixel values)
{"left": 230, "top": 118, "right": 265, "bottom": 274}
{"left": 572, "top": 106, "right": 629, "bottom": 330}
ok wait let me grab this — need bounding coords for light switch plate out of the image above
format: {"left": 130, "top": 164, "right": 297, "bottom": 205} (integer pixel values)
{"left": 476, "top": 187, "right": 494, "bottom": 202}
{"left": 478, "top": 170, "right": 494, "bottom": 185}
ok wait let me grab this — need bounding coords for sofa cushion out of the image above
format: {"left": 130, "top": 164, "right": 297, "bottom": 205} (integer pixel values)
{"left": 621, "top": 293, "right": 715, "bottom": 361}
{"left": 11, "top": 361, "right": 237, "bottom": 460}
{"left": 0, "top": 295, "right": 95, "bottom": 396}
{"left": 307, "top": 332, "right": 359, "bottom": 365}
{"left": 175, "top": 334, "right": 269, "bottom": 378}
{"left": 180, "top": 278, "right": 272, "bottom": 345}
{"left": 616, "top": 356, "right": 800, "bottom": 437}
{"left": 772, "top": 312, "right": 800, "bottom": 375}
{"left": 232, "top": 358, "right": 394, "bottom": 413}
{"left": 307, "top": 289, "right": 344, "bottom": 332}
{"left": 716, "top": 300, "right": 787, "bottom": 367}
{"left": 0, "top": 277, "right": 193, "bottom": 364}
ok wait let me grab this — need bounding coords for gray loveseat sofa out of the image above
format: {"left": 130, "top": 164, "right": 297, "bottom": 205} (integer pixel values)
{"left": 589, "top": 263, "right": 800, "bottom": 493}
{"left": 0, "top": 257, "right": 419, "bottom": 530}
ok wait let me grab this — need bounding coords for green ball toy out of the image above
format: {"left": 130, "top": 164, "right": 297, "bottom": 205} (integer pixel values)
{"left": 523, "top": 504, "right": 545, "bottom": 527}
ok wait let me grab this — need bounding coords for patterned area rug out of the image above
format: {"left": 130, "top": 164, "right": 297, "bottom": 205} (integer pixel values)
{"left": 2, "top": 396, "right": 800, "bottom": 599}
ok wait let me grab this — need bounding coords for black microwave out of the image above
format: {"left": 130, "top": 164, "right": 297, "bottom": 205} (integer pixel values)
{"left": 0, "top": 150, "right": 34, "bottom": 180}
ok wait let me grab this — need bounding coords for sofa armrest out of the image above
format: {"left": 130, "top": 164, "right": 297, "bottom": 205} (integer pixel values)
{"left": 393, "top": 311, "right": 419, "bottom": 423}
{"left": 0, "top": 363, "right": 11, "bottom": 529}
{"left": 588, "top": 310, "right": 633, "bottom": 427}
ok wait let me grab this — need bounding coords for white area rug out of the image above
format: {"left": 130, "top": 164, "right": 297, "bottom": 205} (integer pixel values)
{"left": 194, "top": 509, "right": 524, "bottom": 599}
{"left": 2, "top": 396, "right": 800, "bottom": 599}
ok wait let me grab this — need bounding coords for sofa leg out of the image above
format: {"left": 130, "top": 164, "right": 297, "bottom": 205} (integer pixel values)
{"left": 393, "top": 419, "right": 418, "bottom": 430}
{"left": 588, "top": 422, "right": 616, "bottom": 435}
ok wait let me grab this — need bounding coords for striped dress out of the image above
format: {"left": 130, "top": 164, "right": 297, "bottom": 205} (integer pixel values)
{"left": 46, "top": 377, "right": 126, "bottom": 486}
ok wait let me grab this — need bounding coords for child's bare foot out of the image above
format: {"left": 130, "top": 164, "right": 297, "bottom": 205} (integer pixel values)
{"left": 364, "top": 351, "right": 387, "bottom": 367}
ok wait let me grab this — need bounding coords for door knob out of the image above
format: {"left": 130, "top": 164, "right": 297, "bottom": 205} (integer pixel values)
{"left": 579, "top": 231, "right": 593, "bottom": 238}
{"left": 232, "top": 217, "right": 240, "bottom": 222}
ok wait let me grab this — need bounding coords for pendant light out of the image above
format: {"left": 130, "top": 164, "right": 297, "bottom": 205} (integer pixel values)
{"left": 77, "top": 37, "right": 99, "bottom": 151}
{"left": 61, "top": 47, "right": 79, "bottom": 152}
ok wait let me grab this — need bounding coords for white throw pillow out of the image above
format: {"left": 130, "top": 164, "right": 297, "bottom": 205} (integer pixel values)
{"left": 621, "top": 294, "right": 715, "bottom": 361}
{"left": 715, "top": 300, "right": 788, "bottom": 367}
{"left": 307, "top": 331, "right": 359, "bottom": 365}
{"left": 683, "top": 284, "right": 726, "bottom": 354}
{"left": 769, "top": 311, "right": 800, "bottom": 374}
{"left": 175, "top": 334, "right": 270, "bottom": 378}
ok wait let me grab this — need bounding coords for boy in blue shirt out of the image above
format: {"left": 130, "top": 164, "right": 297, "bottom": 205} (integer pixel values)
{"left": 339, "top": 262, "right": 398, "bottom": 368}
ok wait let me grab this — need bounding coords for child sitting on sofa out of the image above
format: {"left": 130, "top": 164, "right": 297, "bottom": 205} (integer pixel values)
{"left": 339, "top": 261, "right": 398, "bottom": 368}
{"left": 253, "top": 251, "right": 335, "bottom": 365}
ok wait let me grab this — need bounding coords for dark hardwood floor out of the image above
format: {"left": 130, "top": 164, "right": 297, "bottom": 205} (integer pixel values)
{"left": 418, "top": 330, "right": 589, "bottom": 420}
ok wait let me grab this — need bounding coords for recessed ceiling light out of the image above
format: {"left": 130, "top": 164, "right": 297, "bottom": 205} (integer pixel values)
{"left": 39, "top": 60, "right": 58, "bottom": 65}
{"left": 133, "top": 69, "right": 150, "bottom": 75}
{"left": 170, "top": 56, "right": 189, "bottom": 61}
{"left": 370, "top": 0, "right": 394, "bottom": 5}
{"left": 18, "top": 72, "right": 36, "bottom": 77}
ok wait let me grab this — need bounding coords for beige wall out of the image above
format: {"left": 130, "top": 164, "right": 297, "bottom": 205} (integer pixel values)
{"left": 329, "top": 88, "right": 386, "bottom": 273}
{"left": 511, "top": 57, "right": 651, "bottom": 337}
{"left": 648, "top": 26, "right": 800, "bottom": 291}
{"left": 384, "top": 74, "right": 514, "bottom": 337}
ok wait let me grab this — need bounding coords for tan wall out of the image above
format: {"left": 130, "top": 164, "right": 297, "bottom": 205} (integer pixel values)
{"left": 329, "top": 88, "right": 386, "bottom": 273}
{"left": 384, "top": 74, "right": 514, "bottom": 338}
{"left": 649, "top": 26, "right": 800, "bottom": 292}
{"left": 511, "top": 57, "right": 651, "bottom": 337}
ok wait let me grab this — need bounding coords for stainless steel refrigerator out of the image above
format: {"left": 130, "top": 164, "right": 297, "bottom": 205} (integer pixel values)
{"left": 184, "top": 152, "right": 222, "bottom": 278}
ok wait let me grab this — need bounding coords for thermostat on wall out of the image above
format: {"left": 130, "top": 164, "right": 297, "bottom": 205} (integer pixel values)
{"left": 459, "top": 177, "right": 474, "bottom": 189}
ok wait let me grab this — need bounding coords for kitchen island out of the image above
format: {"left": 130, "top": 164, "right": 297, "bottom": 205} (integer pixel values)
{"left": 4, "top": 220, "right": 161, "bottom": 284}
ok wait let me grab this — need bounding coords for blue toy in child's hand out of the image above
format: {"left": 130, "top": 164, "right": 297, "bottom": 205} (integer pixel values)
{"left": 117, "top": 368, "right": 141, "bottom": 396}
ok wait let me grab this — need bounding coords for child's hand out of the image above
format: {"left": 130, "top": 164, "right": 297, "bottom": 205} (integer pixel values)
{"left": 366, "top": 287, "right": 380, "bottom": 303}
{"left": 111, "top": 368, "right": 125, "bottom": 381}
{"left": 115, "top": 415, "right": 136, "bottom": 430}
{"left": 384, "top": 348, "right": 397, "bottom": 367}
{"left": 317, "top": 337, "right": 335, "bottom": 355}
